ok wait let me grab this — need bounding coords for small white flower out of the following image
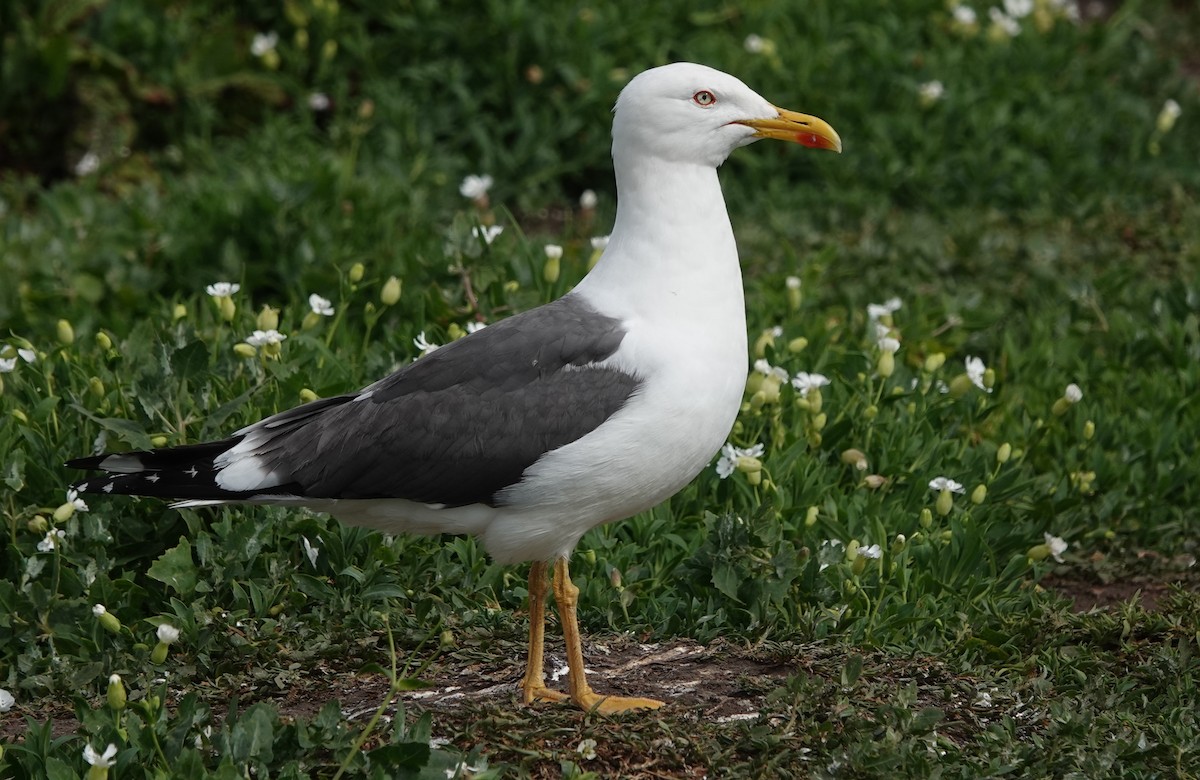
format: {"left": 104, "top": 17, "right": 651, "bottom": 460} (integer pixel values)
{"left": 786, "top": 276, "right": 801, "bottom": 290}
{"left": 307, "top": 92, "right": 331, "bottom": 111}
{"left": 1003, "top": 0, "right": 1033, "bottom": 16}
{"left": 919, "top": 80, "right": 945, "bottom": 103}
{"left": 754, "top": 359, "right": 788, "bottom": 382}
{"left": 858, "top": 544, "right": 883, "bottom": 559}
{"left": 715, "top": 443, "right": 764, "bottom": 479}
{"left": 590, "top": 235, "right": 610, "bottom": 250}
{"left": 245, "top": 329, "right": 287, "bottom": 347}
{"left": 205, "top": 282, "right": 240, "bottom": 297}
{"left": 744, "top": 34, "right": 767, "bottom": 53}
{"left": 92, "top": 604, "right": 107, "bottom": 617}
{"left": 965, "top": 356, "right": 991, "bottom": 392}
{"left": 18, "top": 348, "right": 36, "bottom": 363}
{"left": 83, "top": 743, "right": 118, "bottom": 768}
{"left": 37, "top": 529, "right": 65, "bottom": 552}
{"left": 1161, "top": 99, "right": 1181, "bottom": 122}
{"left": 308, "top": 293, "right": 335, "bottom": 316}
{"left": 952, "top": 4, "right": 978, "bottom": 25}
{"left": 867, "top": 297, "right": 902, "bottom": 321}
{"left": 1044, "top": 533, "right": 1068, "bottom": 563}
{"left": 302, "top": 536, "right": 320, "bottom": 568}
{"left": 791, "top": 372, "right": 830, "bottom": 398}
{"left": 975, "top": 690, "right": 994, "bottom": 707}
{"left": 0, "top": 357, "right": 15, "bottom": 373}
{"left": 472, "top": 225, "right": 503, "bottom": 245}
{"left": 413, "top": 331, "right": 440, "bottom": 354}
{"left": 68, "top": 488, "right": 89, "bottom": 512}
{"left": 577, "top": 737, "right": 598, "bottom": 760}
{"left": 459, "top": 174, "right": 493, "bottom": 200}
{"left": 429, "top": 736, "right": 452, "bottom": 749}
{"left": 465, "top": 321, "right": 487, "bottom": 334}
{"left": 74, "top": 151, "right": 100, "bottom": 177}
{"left": 1064, "top": 383, "right": 1083, "bottom": 403}
{"left": 929, "top": 477, "right": 965, "bottom": 494}
{"left": 250, "top": 31, "right": 278, "bottom": 57}
{"left": 157, "top": 623, "right": 180, "bottom": 644}
{"left": 0, "top": 688, "right": 13, "bottom": 711}
{"left": 989, "top": 7, "right": 1021, "bottom": 36}
{"left": 878, "top": 336, "right": 900, "bottom": 354}
{"left": 579, "top": 189, "right": 598, "bottom": 209}
{"left": 543, "top": 244, "right": 563, "bottom": 260}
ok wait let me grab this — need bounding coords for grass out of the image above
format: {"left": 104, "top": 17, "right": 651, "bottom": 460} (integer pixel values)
{"left": 2, "top": 0, "right": 1199, "bottom": 777}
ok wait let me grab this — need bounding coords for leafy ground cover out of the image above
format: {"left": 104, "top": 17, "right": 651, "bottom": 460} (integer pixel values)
{"left": 1, "top": 1, "right": 1198, "bottom": 777}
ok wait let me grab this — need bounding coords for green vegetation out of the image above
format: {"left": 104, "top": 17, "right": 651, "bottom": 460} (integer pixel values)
{"left": 2, "top": 1, "right": 1198, "bottom": 777}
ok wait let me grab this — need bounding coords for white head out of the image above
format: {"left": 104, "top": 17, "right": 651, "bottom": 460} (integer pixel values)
{"left": 612, "top": 62, "right": 841, "bottom": 169}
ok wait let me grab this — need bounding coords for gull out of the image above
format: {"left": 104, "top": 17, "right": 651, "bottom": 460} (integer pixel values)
{"left": 68, "top": 62, "right": 840, "bottom": 713}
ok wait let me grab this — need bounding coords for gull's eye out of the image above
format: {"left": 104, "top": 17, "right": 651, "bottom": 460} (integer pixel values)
{"left": 692, "top": 90, "right": 716, "bottom": 107}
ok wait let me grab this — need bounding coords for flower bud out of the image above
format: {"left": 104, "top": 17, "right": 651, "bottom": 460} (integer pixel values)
{"left": 322, "top": 39, "right": 338, "bottom": 62}
{"left": 88, "top": 377, "right": 105, "bottom": 398}
{"left": 787, "top": 337, "right": 808, "bottom": 353}
{"left": 301, "top": 311, "right": 320, "bottom": 330}
{"left": 233, "top": 343, "right": 257, "bottom": 358}
{"left": 543, "top": 254, "right": 561, "bottom": 284}
{"left": 610, "top": 568, "right": 622, "bottom": 588}
{"left": 299, "top": 388, "right": 319, "bottom": 403}
{"left": 997, "top": 442, "right": 1012, "bottom": 464}
{"left": 106, "top": 674, "right": 126, "bottom": 711}
{"left": 173, "top": 303, "right": 188, "bottom": 321}
{"left": 804, "top": 506, "right": 819, "bottom": 527}
{"left": 808, "top": 388, "right": 823, "bottom": 414}
{"left": 890, "top": 534, "right": 907, "bottom": 554}
{"left": 863, "top": 474, "right": 887, "bottom": 489}
{"left": 983, "top": 368, "right": 996, "bottom": 390}
{"left": 256, "top": 305, "right": 279, "bottom": 331}
{"left": 753, "top": 329, "right": 775, "bottom": 358}
{"left": 440, "top": 629, "right": 455, "bottom": 648}
{"left": 840, "top": 448, "right": 868, "bottom": 470}
{"left": 150, "top": 642, "right": 169, "bottom": 664}
{"left": 786, "top": 276, "right": 802, "bottom": 310}
{"left": 851, "top": 555, "right": 867, "bottom": 575}
{"left": 811, "top": 412, "right": 827, "bottom": 431}
{"left": 57, "top": 319, "right": 75, "bottom": 346}
{"left": 948, "top": 374, "right": 974, "bottom": 398}
{"left": 863, "top": 404, "right": 878, "bottom": 420}
{"left": 95, "top": 331, "right": 113, "bottom": 351}
{"left": 1027, "top": 543, "right": 1051, "bottom": 562}
{"left": 53, "top": 502, "right": 76, "bottom": 522}
{"left": 877, "top": 350, "right": 895, "bottom": 378}
{"left": 919, "top": 508, "right": 933, "bottom": 528}
{"left": 27, "top": 515, "right": 49, "bottom": 534}
{"left": 348, "top": 262, "right": 365, "bottom": 283}
{"left": 219, "top": 296, "right": 236, "bottom": 322}
{"left": 940, "top": 530, "right": 953, "bottom": 543}
{"left": 380, "top": 276, "right": 402, "bottom": 305}
{"left": 845, "top": 539, "right": 861, "bottom": 562}
{"left": 971, "top": 484, "right": 987, "bottom": 504}
{"left": 1083, "top": 420, "right": 1095, "bottom": 440}
{"left": 936, "top": 488, "right": 954, "bottom": 516}
{"left": 923, "top": 352, "right": 946, "bottom": 372}
{"left": 151, "top": 435, "right": 167, "bottom": 447}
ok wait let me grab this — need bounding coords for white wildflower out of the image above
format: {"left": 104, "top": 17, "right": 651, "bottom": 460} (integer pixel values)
{"left": 590, "top": 235, "right": 610, "bottom": 250}
{"left": 307, "top": 92, "right": 331, "bottom": 111}
{"left": 18, "top": 348, "right": 35, "bottom": 363}
{"left": 465, "top": 321, "right": 487, "bottom": 334}
{"left": 37, "top": 530, "right": 65, "bottom": 552}
{"left": 1044, "top": 533, "right": 1068, "bottom": 563}
{"left": 1064, "top": 383, "right": 1083, "bottom": 403}
{"left": 74, "top": 152, "right": 100, "bottom": 177}
{"left": 791, "top": 372, "right": 830, "bottom": 398}
{"left": 67, "top": 488, "right": 89, "bottom": 513}
{"left": 157, "top": 624, "right": 180, "bottom": 644}
{"left": 250, "top": 32, "right": 278, "bottom": 57}
{"left": 472, "top": 225, "right": 503, "bottom": 245}
{"left": 0, "top": 688, "right": 13, "bottom": 712}
{"left": 989, "top": 7, "right": 1021, "bottom": 36}
{"left": 858, "top": 544, "right": 883, "bottom": 559}
{"left": 715, "top": 442, "right": 764, "bottom": 479}
{"left": 459, "top": 174, "right": 493, "bottom": 200}
{"left": 744, "top": 34, "right": 767, "bottom": 53}
{"left": 952, "top": 4, "right": 978, "bottom": 25}
{"left": 1003, "top": 0, "right": 1033, "bottom": 17}
{"left": 205, "top": 282, "right": 240, "bottom": 297}
{"left": 867, "top": 297, "right": 902, "bottom": 321}
{"left": 0, "top": 357, "right": 15, "bottom": 373}
{"left": 308, "top": 293, "right": 335, "bottom": 316}
{"left": 577, "top": 737, "right": 598, "bottom": 760}
{"left": 543, "top": 244, "right": 563, "bottom": 260}
{"left": 786, "top": 276, "right": 801, "bottom": 290}
{"left": 579, "top": 189, "right": 598, "bottom": 209}
{"left": 245, "top": 329, "right": 287, "bottom": 347}
{"left": 754, "top": 359, "right": 788, "bottom": 382}
{"left": 878, "top": 336, "right": 900, "bottom": 354}
{"left": 302, "top": 537, "right": 320, "bottom": 568}
{"left": 965, "top": 356, "right": 991, "bottom": 392}
{"left": 918, "top": 80, "right": 945, "bottom": 103}
{"left": 413, "top": 331, "right": 440, "bottom": 354}
{"left": 928, "top": 477, "right": 965, "bottom": 494}
{"left": 83, "top": 743, "right": 118, "bottom": 768}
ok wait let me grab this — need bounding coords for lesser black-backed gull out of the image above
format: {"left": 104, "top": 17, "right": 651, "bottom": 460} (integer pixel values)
{"left": 68, "top": 62, "right": 841, "bottom": 713}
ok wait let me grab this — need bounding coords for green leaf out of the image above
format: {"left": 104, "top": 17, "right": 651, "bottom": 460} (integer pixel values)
{"left": 3, "top": 447, "right": 25, "bottom": 491}
{"left": 170, "top": 340, "right": 210, "bottom": 379}
{"left": 147, "top": 538, "right": 199, "bottom": 596}
{"left": 367, "top": 741, "right": 430, "bottom": 771}
{"left": 230, "top": 704, "right": 276, "bottom": 764}
{"left": 711, "top": 563, "right": 742, "bottom": 603}
{"left": 69, "top": 404, "right": 154, "bottom": 450}
{"left": 841, "top": 654, "right": 863, "bottom": 687}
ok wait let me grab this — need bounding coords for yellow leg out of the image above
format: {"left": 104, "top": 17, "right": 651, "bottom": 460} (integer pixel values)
{"left": 521, "top": 560, "right": 567, "bottom": 704}
{"left": 552, "top": 558, "right": 664, "bottom": 714}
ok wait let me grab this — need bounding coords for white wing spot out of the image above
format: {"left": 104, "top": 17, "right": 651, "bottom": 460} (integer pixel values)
{"left": 147, "top": 474, "right": 160, "bottom": 483}
{"left": 102, "top": 482, "right": 114, "bottom": 493}
{"left": 186, "top": 467, "right": 199, "bottom": 478}
{"left": 77, "top": 482, "right": 89, "bottom": 492}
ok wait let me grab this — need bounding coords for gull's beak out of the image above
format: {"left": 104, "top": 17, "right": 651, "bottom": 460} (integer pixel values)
{"left": 735, "top": 106, "right": 842, "bottom": 153}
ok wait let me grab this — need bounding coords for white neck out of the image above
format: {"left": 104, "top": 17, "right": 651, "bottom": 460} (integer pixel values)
{"left": 576, "top": 155, "right": 745, "bottom": 335}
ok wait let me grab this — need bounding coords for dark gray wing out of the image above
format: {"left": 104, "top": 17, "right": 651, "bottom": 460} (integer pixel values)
{"left": 252, "top": 294, "right": 640, "bottom": 507}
